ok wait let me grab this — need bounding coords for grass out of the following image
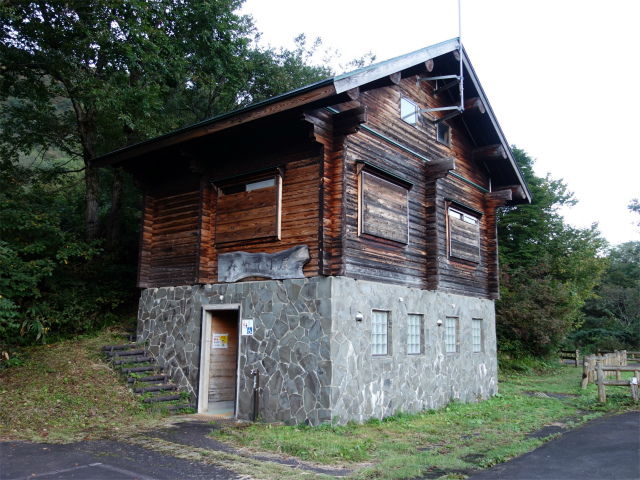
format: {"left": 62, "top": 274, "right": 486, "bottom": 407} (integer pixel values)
{"left": 2, "top": 335, "right": 638, "bottom": 479}
{"left": 0, "top": 330, "right": 174, "bottom": 443}
{"left": 211, "top": 362, "right": 639, "bottom": 480}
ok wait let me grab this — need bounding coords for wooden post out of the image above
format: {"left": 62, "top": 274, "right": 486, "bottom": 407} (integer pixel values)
{"left": 631, "top": 377, "right": 639, "bottom": 402}
{"left": 581, "top": 357, "right": 590, "bottom": 389}
{"left": 575, "top": 349, "right": 579, "bottom": 367}
{"left": 596, "top": 360, "right": 606, "bottom": 403}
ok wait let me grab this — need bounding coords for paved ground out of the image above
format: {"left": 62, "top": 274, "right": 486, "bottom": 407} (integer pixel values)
{"left": 2, "top": 412, "right": 638, "bottom": 480}
{"left": 468, "top": 410, "right": 640, "bottom": 480}
{"left": 0, "top": 438, "right": 239, "bottom": 480}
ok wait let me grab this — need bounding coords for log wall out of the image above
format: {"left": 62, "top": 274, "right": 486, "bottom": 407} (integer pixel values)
{"left": 339, "top": 74, "right": 495, "bottom": 296}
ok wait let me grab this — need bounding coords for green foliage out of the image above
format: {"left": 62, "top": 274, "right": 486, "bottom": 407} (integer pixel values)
{"left": 496, "top": 148, "right": 608, "bottom": 357}
{"left": 0, "top": 160, "right": 138, "bottom": 353}
{"left": 567, "top": 241, "right": 640, "bottom": 353}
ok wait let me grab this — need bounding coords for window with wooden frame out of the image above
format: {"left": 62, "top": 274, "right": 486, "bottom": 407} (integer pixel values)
{"left": 357, "top": 161, "right": 411, "bottom": 245}
{"left": 400, "top": 97, "right": 418, "bottom": 126}
{"left": 214, "top": 170, "right": 282, "bottom": 245}
{"left": 448, "top": 205, "right": 480, "bottom": 263}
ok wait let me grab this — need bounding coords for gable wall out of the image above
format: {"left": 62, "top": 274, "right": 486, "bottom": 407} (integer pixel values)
{"left": 341, "top": 75, "right": 494, "bottom": 297}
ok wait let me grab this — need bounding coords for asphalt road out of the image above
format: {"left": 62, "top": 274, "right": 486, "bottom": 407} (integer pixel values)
{"left": 2, "top": 412, "right": 638, "bottom": 480}
{"left": 0, "top": 439, "right": 239, "bottom": 480}
{"left": 469, "top": 410, "right": 640, "bottom": 480}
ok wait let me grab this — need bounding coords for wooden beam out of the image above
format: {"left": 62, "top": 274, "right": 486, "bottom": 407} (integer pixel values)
{"left": 425, "top": 156, "right": 455, "bottom": 180}
{"left": 425, "top": 59, "right": 434, "bottom": 72}
{"left": 334, "top": 39, "right": 459, "bottom": 93}
{"left": 389, "top": 72, "right": 401, "bottom": 85}
{"left": 495, "top": 184, "right": 526, "bottom": 200}
{"left": 346, "top": 87, "right": 360, "bottom": 100}
{"left": 473, "top": 144, "right": 507, "bottom": 162}
{"left": 486, "top": 189, "right": 512, "bottom": 207}
{"left": 333, "top": 105, "right": 367, "bottom": 136}
{"left": 463, "top": 97, "right": 486, "bottom": 115}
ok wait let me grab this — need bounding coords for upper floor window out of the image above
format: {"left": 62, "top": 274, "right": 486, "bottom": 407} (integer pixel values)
{"left": 215, "top": 173, "right": 282, "bottom": 245}
{"left": 448, "top": 207, "right": 480, "bottom": 263}
{"left": 437, "top": 122, "right": 451, "bottom": 147}
{"left": 358, "top": 162, "right": 411, "bottom": 245}
{"left": 400, "top": 97, "right": 418, "bottom": 126}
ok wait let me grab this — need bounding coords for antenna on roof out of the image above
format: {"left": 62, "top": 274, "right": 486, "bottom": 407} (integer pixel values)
{"left": 458, "top": 0, "right": 464, "bottom": 112}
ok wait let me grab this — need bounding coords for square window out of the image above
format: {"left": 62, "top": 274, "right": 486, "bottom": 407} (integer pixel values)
{"left": 372, "top": 311, "right": 389, "bottom": 355}
{"left": 407, "top": 314, "right": 422, "bottom": 355}
{"left": 437, "top": 122, "right": 451, "bottom": 146}
{"left": 445, "top": 317, "right": 458, "bottom": 354}
{"left": 400, "top": 97, "right": 418, "bottom": 125}
{"left": 448, "top": 207, "right": 480, "bottom": 263}
{"left": 359, "top": 170, "right": 409, "bottom": 244}
{"left": 215, "top": 175, "right": 282, "bottom": 244}
{"left": 472, "top": 319, "right": 482, "bottom": 352}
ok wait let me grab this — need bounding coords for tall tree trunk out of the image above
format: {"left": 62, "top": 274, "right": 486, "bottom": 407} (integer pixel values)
{"left": 106, "top": 167, "right": 124, "bottom": 250}
{"left": 85, "top": 162, "right": 100, "bottom": 241}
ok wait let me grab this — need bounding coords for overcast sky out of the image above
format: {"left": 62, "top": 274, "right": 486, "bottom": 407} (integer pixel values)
{"left": 241, "top": 0, "right": 639, "bottom": 247}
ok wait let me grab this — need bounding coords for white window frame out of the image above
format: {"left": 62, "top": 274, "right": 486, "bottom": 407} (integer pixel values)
{"left": 400, "top": 97, "right": 418, "bottom": 126}
{"left": 448, "top": 206, "right": 481, "bottom": 263}
{"left": 445, "top": 317, "right": 459, "bottom": 354}
{"left": 371, "top": 310, "right": 390, "bottom": 356}
{"left": 407, "top": 314, "right": 422, "bottom": 355}
{"left": 472, "top": 318, "right": 483, "bottom": 353}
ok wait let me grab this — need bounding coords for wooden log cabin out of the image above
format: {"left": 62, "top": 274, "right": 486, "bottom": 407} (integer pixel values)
{"left": 96, "top": 38, "right": 530, "bottom": 424}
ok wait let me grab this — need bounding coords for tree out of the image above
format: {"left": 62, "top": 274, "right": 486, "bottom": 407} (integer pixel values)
{"left": 496, "top": 148, "right": 607, "bottom": 356}
{"left": 629, "top": 199, "right": 640, "bottom": 227}
{"left": 0, "top": 1, "right": 253, "bottom": 241}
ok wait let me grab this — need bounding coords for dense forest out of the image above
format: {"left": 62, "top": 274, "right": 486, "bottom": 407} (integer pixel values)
{"left": 1, "top": 1, "right": 638, "bottom": 364}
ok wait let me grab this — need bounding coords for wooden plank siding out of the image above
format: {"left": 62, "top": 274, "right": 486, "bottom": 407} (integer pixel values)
{"left": 338, "top": 75, "right": 496, "bottom": 297}
{"left": 146, "top": 190, "right": 200, "bottom": 287}
{"left": 200, "top": 149, "right": 322, "bottom": 284}
{"left": 135, "top": 72, "right": 503, "bottom": 298}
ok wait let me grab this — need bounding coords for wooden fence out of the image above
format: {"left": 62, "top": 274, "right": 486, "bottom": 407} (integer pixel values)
{"left": 581, "top": 350, "right": 627, "bottom": 389}
{"left": 627, "top": 351, "right": 640, "bottom": 362}
{"left": 594, "top": 360, "right": 639, "bottom": 402}
{"left": 559, "top": 349, "right": 580, "bottom": 367}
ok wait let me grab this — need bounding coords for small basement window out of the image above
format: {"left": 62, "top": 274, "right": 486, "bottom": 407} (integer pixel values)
{"left": 437, "top": 122, "right": 451, "bottom": 147}
{"left": 472, "top": 318, "right": 483, "bottom": 353}
{"left": 448, "top": 206, "right": 480, "bottom": 263}
{"left": 400, "top": 97, "right": 418, "bottom": 126}
{"left": 358, "top": 163, "right": 411, "bottom": 245}
{"left": 407, "top": 314, "right": 422, "bottom": 355}
{"left": 372, "top": 310, "right": 390, "bottom": 356}
{"left": 215, "top": 174, "right": 282, "bottom": 245}
{"left": 445, "top": 317, "right": 459, "bottom": 354}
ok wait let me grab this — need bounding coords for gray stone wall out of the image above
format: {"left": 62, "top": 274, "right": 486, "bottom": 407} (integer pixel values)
{"left": 137, "top": 278, "right": 333, "bottom": 424}
{"left": 136, "top": 276, "right": 497, "bottom": 425}
{"left": 330, "top": 277, "right": 497, "bottom": 422}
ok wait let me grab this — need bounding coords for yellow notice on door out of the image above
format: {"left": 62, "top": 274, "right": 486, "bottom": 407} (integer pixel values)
{"left": 212, "top": 333, "right": 228, "bottom": 349}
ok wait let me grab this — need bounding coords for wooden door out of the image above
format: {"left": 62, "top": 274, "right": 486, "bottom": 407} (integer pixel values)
{"left": 209, "top": 310, "right": 238, "bottom": 404}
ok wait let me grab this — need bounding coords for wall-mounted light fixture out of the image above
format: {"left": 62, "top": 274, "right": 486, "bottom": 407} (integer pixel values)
{"left": 437, "top": 319, "right": 443, "bottom": 327}
{"left": 355, "top": 312, "right": 364, "bottom": 322}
